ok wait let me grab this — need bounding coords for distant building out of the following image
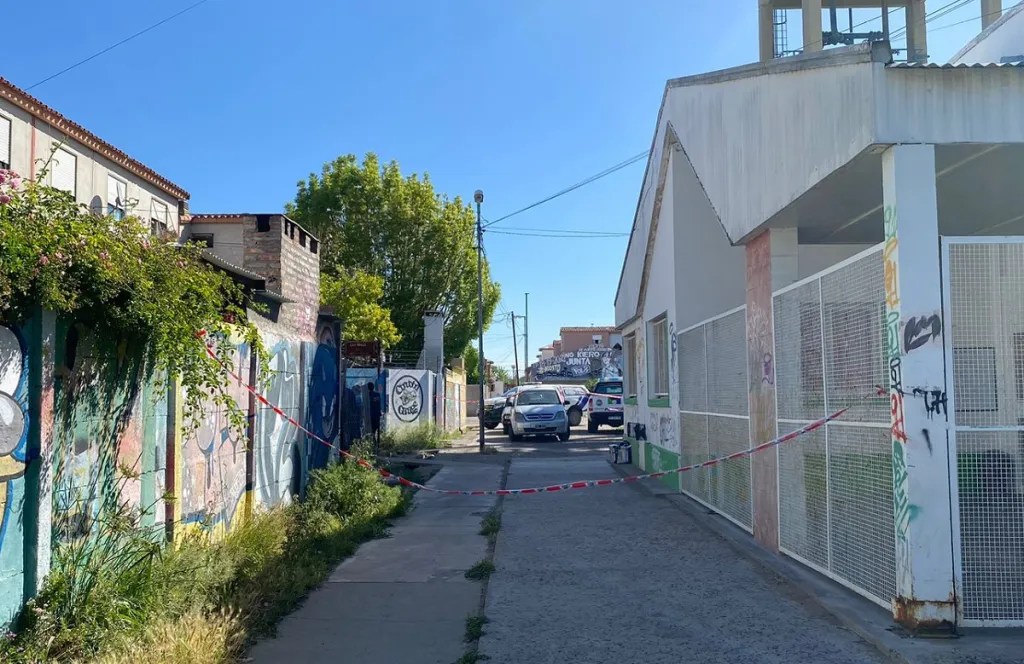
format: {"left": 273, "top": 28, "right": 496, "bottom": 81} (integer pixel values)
{"left": 529, "top": 326, "right": 622, "bottom": 383}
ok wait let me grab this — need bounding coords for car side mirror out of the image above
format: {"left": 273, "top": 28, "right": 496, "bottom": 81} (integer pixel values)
{"left": 505, "top": 398, "right": 514, "bottom": 406}
{"left": 564, "top": 400, "right": 571, "bottom": 406}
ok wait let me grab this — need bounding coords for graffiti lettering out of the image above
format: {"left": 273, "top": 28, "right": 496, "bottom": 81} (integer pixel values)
{"left": 391, "top": 375, "right": 423, "bottom": 423}
{"left": 762, "top": 353, "right": 774, "bottom": 386}
{"left": 921, "top": 428, "right": 933, "bottom": 455}
{"left": 911, "top": 388, "right": 947, "bottom": 419}
{"left": 903, "top": 314, "right": 942, "bottom": 353}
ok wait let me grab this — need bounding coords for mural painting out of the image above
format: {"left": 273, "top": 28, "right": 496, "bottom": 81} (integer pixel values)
{"left": 306, "top": 321, "right": 339, "bottom": 470}
{"left": 256, "top": 336, "right": 303, "bottom": 507}
{"left": 51, "top": 324, "right": 148, "bottom": 545}
{"left": 535, "top": 345, "right": 623, "bottom": 380}
{"left": 0, "top": 324, "right": 29, "bottom": 624}
{"left": 387, "top": 370, "right": 429, "bottom": 430}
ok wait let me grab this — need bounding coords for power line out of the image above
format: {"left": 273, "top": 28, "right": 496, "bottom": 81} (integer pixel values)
{"left": 27, "top": 0, "right": 213, "bottom": 91}
{"left": 482, "top": 151, "right": 647, "bottom": 229}
{"left": 929, "top": 6, "right": 1008, "bottom": 33}
{"left": 488, "top": 229, "right": 628, "bottom": 239}
{"left": 890, "top": 0, "right": 972, "bottom": 40}
{"left": 490, "top": 226, "right": 628, "bottom": 236}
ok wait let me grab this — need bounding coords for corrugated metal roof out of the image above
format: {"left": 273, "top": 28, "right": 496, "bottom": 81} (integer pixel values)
{"left": 888, "top": 61, "right": 1024, "bottom": 69}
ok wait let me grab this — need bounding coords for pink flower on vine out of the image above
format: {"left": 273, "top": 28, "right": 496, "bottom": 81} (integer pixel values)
{"left": 0, "top": 194, "right": 10, "bottom": 205}
{"left": 38, "top": 255, "right": 50, "bottom": 266}
{"left": 99, "top": 251, "right": 110, "bottom": 261}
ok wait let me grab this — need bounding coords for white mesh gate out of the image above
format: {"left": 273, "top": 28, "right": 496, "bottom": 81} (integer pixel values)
{"left": 678, "top": 306, "right": 752, "bottom": 530}
{"left": 942, "top": 238, "right": 1024, "bottom": 626}
{"left": 772, "top": 245, "right": 896, "bottom": 609}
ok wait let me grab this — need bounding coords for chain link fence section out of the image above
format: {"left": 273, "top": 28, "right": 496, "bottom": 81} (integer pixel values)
{"left": 678, "top": 308, "right": 751, "bottom": 531}
{"left": 946, "top": 240, "right": 1024, "bottom": 625}
{"left": 773, "top": 245, "right": 895, "bottom": 609}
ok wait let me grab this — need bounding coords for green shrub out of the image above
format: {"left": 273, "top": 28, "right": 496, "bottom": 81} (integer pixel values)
{"left": 0, "top": 460, "right": 407, "bottom": 664}
{"left": 378, "top": 422, "right": 452, "bottom": 455}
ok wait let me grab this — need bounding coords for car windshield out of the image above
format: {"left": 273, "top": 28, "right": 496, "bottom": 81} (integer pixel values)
{"left": 594, "top": 383, "right": 623, "bottom": 395}
{"left": 517, "top": 390, "right": 561, "bottom": 406}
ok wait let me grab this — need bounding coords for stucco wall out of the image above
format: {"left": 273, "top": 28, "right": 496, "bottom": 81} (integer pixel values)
{"left": 0, "top": 100, "right": 182, "bottom": 235}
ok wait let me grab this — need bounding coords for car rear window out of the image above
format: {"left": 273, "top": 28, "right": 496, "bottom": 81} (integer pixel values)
{"left": 593, "top": 382, "right": 623, "bottom": 395}
{"left": 517, "top": 390, "right": 561, "bottom": 405}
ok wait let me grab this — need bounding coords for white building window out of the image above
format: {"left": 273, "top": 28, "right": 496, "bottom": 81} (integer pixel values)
{"left": 51, "top": 147, "right": 77, "bottom": 195}
{"left": 0, "top": 115, "right": 11, "bottom": 170}
{"left": 624, "top": 333, "right": 638, "bottom": 397}
{"left": 107, "top": 175, "right": 126, "bottom": 220}
{"left": 649, "top": 316, "right": 669, "bottom": 398}
{"left": 150, "top": 199, "right": 171, "bottom": 237}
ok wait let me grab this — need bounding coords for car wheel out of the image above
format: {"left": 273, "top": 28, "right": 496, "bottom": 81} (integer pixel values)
{"left": 502, "top": 422, "right": 511, "bottom": 435}
{"left": 510, "top": 432, "right": 523, "bottom": 442}
{"left": 587, "top": 420, "right": 598, "bottom": 433}
{"left": 558, "top": 429, "right": 570, "bottom": 442}
{"left": 485, "top": 423, "right": 498, "bottom": 430}
{"left": 568, "top": 407, "right": 582, "bottom": 427}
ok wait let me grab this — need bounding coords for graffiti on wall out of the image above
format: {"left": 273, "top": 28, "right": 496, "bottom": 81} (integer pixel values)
{"left": 536, "top": 346, "right": 623, "bottom": 380}
{"left": 257, "top": 337, "right": 303, "bottom": 507}
{"left": 883, "top": 206, "right": 912, "bottom": 590}
{"left": 387, "top": 370, "right": 430, "bottom": 430}
{"left": 181, "top": 338, "right": 249, "bottom": 534}
{"left": 0, "top": 325, "right": 29, "bottom": 621}
{"left": 306, "top": 322, "right": 339, "bottom": 470}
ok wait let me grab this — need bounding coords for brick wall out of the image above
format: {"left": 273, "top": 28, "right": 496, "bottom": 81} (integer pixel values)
{"left": 559, "top": 327, "right": 616, "bottom": 355}
{"left": 242, "top": 215, "right": 320, "bottom": 339}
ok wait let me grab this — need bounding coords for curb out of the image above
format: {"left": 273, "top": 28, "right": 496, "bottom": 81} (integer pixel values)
{"left": 607, "top": 460, "right": 913, "bottom": 664}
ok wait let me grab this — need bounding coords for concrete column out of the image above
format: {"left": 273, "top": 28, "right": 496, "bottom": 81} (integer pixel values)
{"left": 982, "top": 0, "right": 1003, "bottom": 29}
{"left": 746, "top": 228, "right": 798, "bottom": 552}
{"left": 802, "top": 0, "right": 823, "bottom": 53}
{"left": 759, "top": 0, "right": 776, "bottom": 61}
{"left": 881, "top": 144, "right": 956, "bottom": 632}
{"left": 905, "top": 0, "right": 928, "bottom": 63}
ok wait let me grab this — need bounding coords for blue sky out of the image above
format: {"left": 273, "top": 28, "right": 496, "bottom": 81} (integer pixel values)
{"left": 4, "top": 1, "right": 992, "bottom": 373}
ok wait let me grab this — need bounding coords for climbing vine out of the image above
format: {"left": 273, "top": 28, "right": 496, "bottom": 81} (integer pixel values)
{"left": 0, "top": 168, "right": 266, "bottom": 433}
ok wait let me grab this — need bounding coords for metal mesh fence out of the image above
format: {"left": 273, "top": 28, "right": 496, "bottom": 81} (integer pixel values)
{"left": 946, "top": 241, "right": 1024, "bottom": 624}
{"left": 774, "top": 245, "right": 895, "bottom": 608}
{"left": 679, "top": 308, "right": 751, "bottom": 530}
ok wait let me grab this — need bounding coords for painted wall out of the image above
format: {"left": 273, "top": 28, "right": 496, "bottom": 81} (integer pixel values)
{"left": 386, "top": 369, "right": 432, "bottom": 431}
{"left": 0, "top": 324, "right": 29, "bottom": 625}
{"left": 0, "top": 99, "right": 183, "bottom": 235}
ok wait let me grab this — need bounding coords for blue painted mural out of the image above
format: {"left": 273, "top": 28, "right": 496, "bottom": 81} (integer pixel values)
{"left": 0, "top": 324, "right": 29, "bottom": 625}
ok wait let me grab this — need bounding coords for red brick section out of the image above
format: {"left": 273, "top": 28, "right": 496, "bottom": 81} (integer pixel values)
{"left": 556, "top": 327, "right": 617, "bottom": 355}
{"left": 240, "top": 215, "right": 320, "bottom": 339}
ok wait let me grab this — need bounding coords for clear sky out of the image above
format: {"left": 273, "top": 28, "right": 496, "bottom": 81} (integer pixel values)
{"left": 4, "top": 0, "right": 993, "bottom": 374}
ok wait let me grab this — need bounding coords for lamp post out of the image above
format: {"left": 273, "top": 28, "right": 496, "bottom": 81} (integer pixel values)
{"left": 474, "top": 189, "right": 486, "bottom": 453}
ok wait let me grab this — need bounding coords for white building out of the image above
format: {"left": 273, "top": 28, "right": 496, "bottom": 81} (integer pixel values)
{"left": 0, "top": 76, "right": 188, "bottom": 235}
{"left": 615, "top": 18, "right": 1024, "bottom": 632}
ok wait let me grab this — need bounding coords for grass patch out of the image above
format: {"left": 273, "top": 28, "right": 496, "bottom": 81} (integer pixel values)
{"left": 464, "top": 560, "right": 495, "bottom": 581}
{"left": 378, "top": 422, "right": 453, "bottom": 455}
{"left": 0, "top": 457, "right": 407, "bottom": 664}
{"left": 464, "top": 614, "right": 488, "bottom": 642}
{"left": 479, "top": 511, "right": 501, "bottom": 541}
{"left": 455, "top": 651, "right": 490, "bottom": 664}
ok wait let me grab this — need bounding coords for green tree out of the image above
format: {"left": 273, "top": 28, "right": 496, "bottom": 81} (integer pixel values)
{"left": 320, "top": 269, "right": 401, "bottom": 347}
{"left": 492, "top": 366, "right": 512, "bottom": 384}
{"left": 464, "top": 344, "right": 481, "bottom": 383}
{"left": 287, "top": 153, "right": 501, "bottom": 360}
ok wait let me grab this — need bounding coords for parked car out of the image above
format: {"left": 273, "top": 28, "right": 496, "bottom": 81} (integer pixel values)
{"left": 482, "top": 389, "right": 515, "bottom": 429}
{"left": 499, "top": 383, "right": 542, "bottom": 434}
{"left": 555, "top": 384, "right": 590, "bottom": 426}
{"left": 586, "top": 379, "right": 623, "bottom": 432}
{"left": 508, "top": 386, "right": 571, "bottom": 442}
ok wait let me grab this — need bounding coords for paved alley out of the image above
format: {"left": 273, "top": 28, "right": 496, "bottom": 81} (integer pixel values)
{"left": 480, "top": 455, "right": 887, "bottom": 664}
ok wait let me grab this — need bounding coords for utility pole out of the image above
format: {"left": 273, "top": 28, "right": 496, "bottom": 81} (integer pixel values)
{"left": 524, "top": 293, "right": 529, "bottom": 381}
{"left": 474, "top": 190, "right": 486, "bottom": 453}
{"left": 511, "top": 311, "right": 520, "bottom": 387}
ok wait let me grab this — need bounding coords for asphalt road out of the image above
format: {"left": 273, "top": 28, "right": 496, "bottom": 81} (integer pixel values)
{"left": 477, "top": 436, "right": 887, "bottom": 664}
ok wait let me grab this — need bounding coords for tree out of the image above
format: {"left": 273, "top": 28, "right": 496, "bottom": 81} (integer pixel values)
{"left": 287, "top": 153, "right": 501, "bottom": 360}
{"left": 492, "top": 366, "right": 512, "bottom": 384}
{"left": 464, "top": 344, "right": 481, "bottom": 384}
{"left": 320, "top": 270, "right": 401, "bottom": 347}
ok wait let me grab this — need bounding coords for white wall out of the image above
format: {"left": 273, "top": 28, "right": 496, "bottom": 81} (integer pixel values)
{"left": 386, "top": 369, "right": 433, "bottom": 431}
{"left": 0, "top": 99, "right": 182, "bottom": 234}
{"left": 185, "top": 222, "right": 245, "bottom": 265}
{"left": 952, "top": 2, "right": 1024, "bottom": 64}
{"left": 797, "top": 243, "right": 874, "bottom": 279}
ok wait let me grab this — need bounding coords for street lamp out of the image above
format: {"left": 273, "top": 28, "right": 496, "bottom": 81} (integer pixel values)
{"left": 474, "top": 189, "right": 485, "bottom": 453}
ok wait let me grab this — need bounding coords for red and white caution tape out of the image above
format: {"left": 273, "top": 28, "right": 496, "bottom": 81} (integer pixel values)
{"left": 199, "top": 331, "right": 875, "bottom": 496}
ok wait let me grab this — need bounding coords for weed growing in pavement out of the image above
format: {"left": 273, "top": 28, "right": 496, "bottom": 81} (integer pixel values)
{"left": 454, "top": 651, "right": 490, "bottom": 664}
{"left": 376, "top": 422, "right": 453, "bottom": 455}
{"left": 479, "top": 511, "right": 501, "bottom": 542}
{"left": 464, "top": 614, "right": 488, "bottom": 642}
{"left": 0, "top": 460, "right": 407, "bottom": 664}
{"left": 465, "top": 560, "right": 496, "bottom": 581}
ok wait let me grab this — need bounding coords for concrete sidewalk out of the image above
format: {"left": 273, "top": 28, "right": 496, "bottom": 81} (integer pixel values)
{"left": 247, "top": 462, "right": 503, "bottom": 664}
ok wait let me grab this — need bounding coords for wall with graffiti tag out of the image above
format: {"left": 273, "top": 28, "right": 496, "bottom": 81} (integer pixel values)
{"left": 0, "top": 324, "right": 29, "bottom": 625}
